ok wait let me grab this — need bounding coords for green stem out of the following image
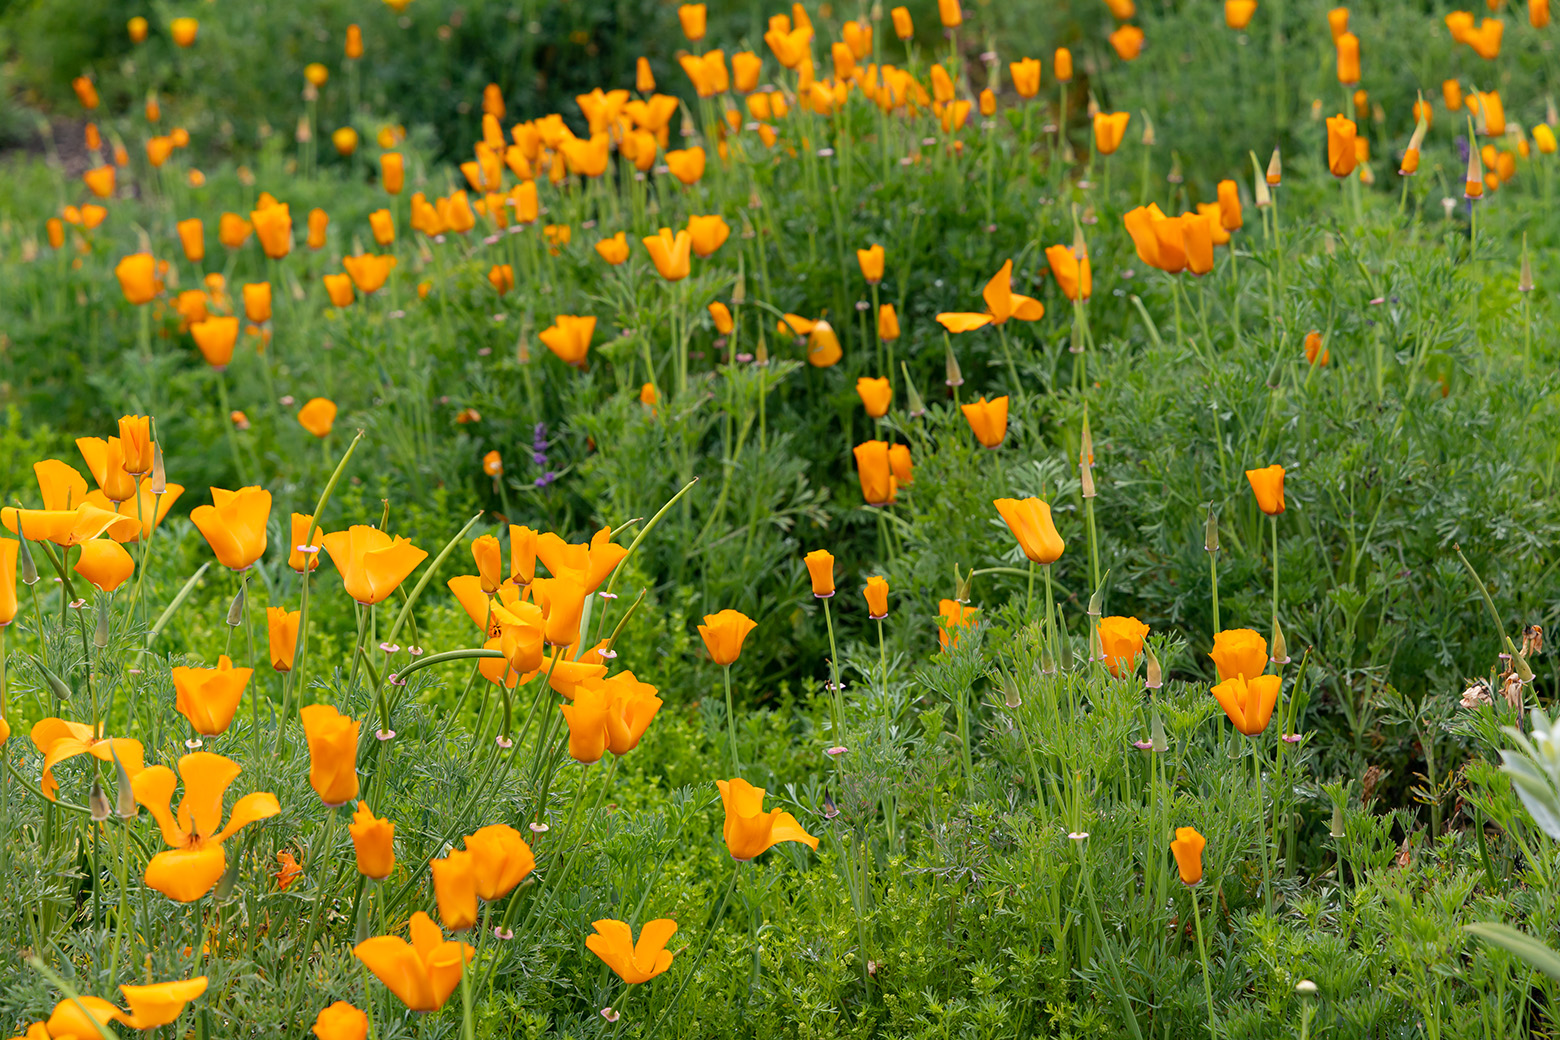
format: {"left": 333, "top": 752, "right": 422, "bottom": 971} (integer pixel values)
{"left": 723, "top": 664, "right": 740, "bottom": 775}
{"left": 1190, "top": 882, "right": 1217, "bottom": 1040}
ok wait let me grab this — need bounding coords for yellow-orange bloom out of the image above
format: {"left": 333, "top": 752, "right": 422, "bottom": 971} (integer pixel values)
{"left": 321, "top": 526, "right": 429, "bottom": 605}
{"left": 961, "top": 396, "right": 1009, "bottom": 449}
{"left": 804, "top": 549, "right": 835, "bottom": 597}
{"left": 300, "top": 703, "right": 361, "bottom": 805}
{"left": 1011, "top": 58, "right": 1041, "bottom": 98}
{"left": 342, "top": 253, "right": 396, "bottom": 294}
{"left": 539, "top": 315, "right": 596, "bottom": 368}
{"left": 190, "top": 486, "right": 271, "bottom": 570}
{"left": 878, "top": 303, "right": 900, "bottom": 341}
{"left": 115, "top": 253, "right": 158, "bottom": 305}
{"left": 85, "top": 164, "right": 116, "bottom": 198}
{"left": 297, "top": 398, "right": 337, "bottom": 438}
{"left": 936, "top": 261, "right": 1043, "bottom": 332}
{"left": 666, "top": 147, "right": 706, "bottom": 185}
{"left": 267, "top": 607, "right": 299, "bottom": 672}
{"left": 1225, "top": 0, "right": 1256, "bottom": 28}
{"left": 699, "top": 609, "right": 757, "bottom": 666}
{"left": 938, "top": 0, "right": 963, "bottom": 27}
{"left": 1335, "top": 31, "right": 1360, "bottom": 84}
{"left": 586, "top": 919, "right": 679, "bottom": 984}
{"left": 74, "top": 539, "right": 134, "bottom": 592}
{"left": 678, "top": 3, "right": 707, "bottom": 40}
{"left": 177, "top": 219, "right": 205, "bottom": 263}
{"left": 430, "top": 849, "right": 478, "bottom": 930}
{"left": 718, "top": 777, "right": 819, "bottom": 860}
{"left": 688, "top": 214, "right": 730, "bottom": 258}
{"left": 171, "top": 17, "right": 198, "bottom": 46}
{"left": 251, "top": 200, "right": 292, "bottom": 259}
{"left": 863, "top": 575, "right": 889, "bottom": 618}
{"left": 1327, "top": 115, "right": 1358, "bottom": 177}
{"left": 1045, "top": 244, "right": 1091, "bottom": 301}
{"left": 994, "top": 497, "right": 1064, "bottom": 564}
{"left": 857, "top": 243, "right": 885, "bottom": 283}
{"left": 1245, "top": 464, "right": 1285, "bottom": 514}
{"left": 191, "top": 316, "right": 240, "bottom": 368}
{"left": 350, "top": 801, "right": 396, "bottom": 880}
{"left": 132, "top": 751, "right": 280, "bottom": 902}
{"left": 1098, "top": 616, "right": 1150, "bottom": 676}
{"left": 1209, "top": 628, "right": 1268, "bottom": 682}
{"left": 354, "top": 912, "right": 474, "bottom": 1012}
{"left": 1170, "top": 827, "right": 1205, "bottom": 884}
{"left": 643, "top": 227, "right": 692, "bottom": 281}
{"left": 242, "top": 282, "right": 272, "bottom": 324}
{"left": 313, "top": 1001, "right": 367, "bottom": 1040}
{"left": 856, "top": 377, "right": 892, "bottom": 418}
{"left": 1094, "top": 111, "right": 1130, "bottom": 154}
{"left": 1211, "top": 673, "right": 1282, "bottom": 735}
{"left": 173, "top": 654, "right": 252, "bottom": 736}
{"left": 937, "top": 598, "right": 978, "bottom": 650}
{"left": 595, "top": 231, "right": 630, "bottom": 265}
{"left": 1109, "top": 24, "right": 1145, "bottom": 61}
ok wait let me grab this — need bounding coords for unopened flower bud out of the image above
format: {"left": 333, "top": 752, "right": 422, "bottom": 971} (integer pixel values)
{"left": 901, "top": 362, "right": 927, "bottom": 418}
{"left": 1204, "top": 505, "right": 1219, "bottom": 553}
{"left": 1266, "top": 147, "right": 1282, "bottom": 186}
{"left": 225, "top": 583, "right": 246, "bottom": 627}
{"left": 1140, "top": 111, "right": 1156, "bottom": 146}
{"left": 89, "top": 779, "right": 112, "bottom": 821}
{"left": 944, "top": 338, "right": 964, "bottom": 387}
{"left": 1296, "top": 979, "right": 1318, "bottom": 997}
{"left": 1271, "top": 618, "right": 1290, "bottom": 665}
{"left": 151, "top": 443, "right": 167, "bottom": 495}
{"left": 1329, "top": 803, "right": 1345, "bottom": 839}
{"left": 95, "top": 599, "right": 111, "bottom": 649}
{"left": 1150, "top": 707, "right": 1167, "bottom": 752}
{"left": 17, "top": 535, "right": 37, "bottom": 585}
{"left": 1144, "top": 644, "right": 1163, "bottom": 690}
{"left": 1002, "top": 673, "right": 1022, "bottom": 709}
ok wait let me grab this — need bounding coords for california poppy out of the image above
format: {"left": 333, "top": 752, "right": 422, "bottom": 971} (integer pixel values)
{"left": 312, "top": 1002, "right": 368, "bottom": 1040}
{"left": 1212, "top": 673, "right": 1282, "bottom": 735}
{"left": 1245, "top": 464, "right": 1285, "bottom": 514}
{"left": 1045, "top": 244, "right": 1091, "bottom": 301}
{"left": 961, "top": 396, "right": 1009, "bottom": 449}
{"left": 878, "top": 304, "right": 900, "bottom": 341}
{"left": 172, "top": 655, "right": 252, "bottom": 736}
{"left": 1170, "top": 827, "right": 1205, "bottom": 884}
{"left": 132, "top": 752, "right": 280, "bottom": 902}
{"left": 1209, "top": 628, "right": 1268, "bottom": 682}
{"left": 1011, "top": 58, "right": 1041, "bottom": 98}
{"left": 190, "top": 486, "right": 271, "bottom": 570}
{"left": 643, "top": 228, "right": 693, "bottom": 281}
{"left": 115, "top": 253, "right": 158, "bottom": 305}
{"left": 595, "top": 232, "right": 630, "bottom": 265}
{"left": 171, "top": 17, "right": 198, "bottom": 46}
{"left": 857, "top": 244, "right": 885, "bottom": 284}
{"left": 1098, "top": 616, "right": 1150, "bottom": 676}
{"left": 937, "top": 599, "right": 978, "bottom": 650}
{"left": 1109, "top": 24, "right": 1145, "bottom": 60}
{"left": 117, "top": 977, "right": 210, "bottom": 1030}
{"left": 300, "top": 704, "right": 360, "bottom": 806}
{"left": 937, "top": 261, "right": 1043, "bottom": 332}
{"left": 464, "top": 824, "right": 535, "bottom": 899}
{"left": 1225, "top": 0, "right": 1256, "bottom": 28}
{"left": 1326, "top": 116, "right": 1358, "bottom": 177}
{"left": 853, "top": 440, "right": 898, "bottom": 505}
{"left": 856, "top": 377, "right": 892, "bottom": 418}
{"left": 718, "top": 777, "right": 819, "bottom": 859}
{"left": 540, "top": 315, "right": 596, "bottom": 368}
{"left": 863, "top": 576, "right": 889, "bottom": 619}
{"left": 321, "top": 526, "right": 428, "bottom": 605}
{"left": 252, "top": 201, "right": 292, "bottom": 259}
{"left": 354, "top": 912, "right": 474, "bottom": 1012}
{"left": 665, "top": 147, "right": 706, "bottom": 185}
{"left": 350, "top": 801, "right": 395, "bottom": 879}
{"left": 699, "top": 609, "right": 757, "bottom": 665}
{"left": 1094, "top": 112, "right": 1130, "bottom": 154}
{"left": 586, "top": 919, "right": 679, "bottom": 984}
{"left": 191, "top": 316, "right": 240, "bottom": 368}
{"left": 804, "top": 549, "right": 835, "bottom": 597}
{"left": 994, "top": 497, "right": 1064, "bottom": 564}
{"left": 430, "top": 849, "right": 478, "bottom": 930}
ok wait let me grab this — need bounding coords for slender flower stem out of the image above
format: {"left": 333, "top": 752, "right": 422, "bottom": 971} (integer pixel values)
{"left": 1189, "top": 882, "right": 1217, "bottom": 1040}
{"left": 1253, "top": 739, "right": 1272, "bottom": 913}
{"left": 821, "top": 596, "right": 844, "bottom": 743}
{"left": 647, "top": 860, "right": 741, "bottom": 1034}
{"left": 1270, "top": 514, "right": 1279, "bottom": 633}
{"left": 723, "top": 664, "right": 740, "bottom": 775}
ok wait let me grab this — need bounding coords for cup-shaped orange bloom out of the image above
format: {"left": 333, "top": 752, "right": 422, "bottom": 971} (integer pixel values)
{"left": 1183, "top": 211, "right": 1216, "bottom": 276}
{"left": 687, "top": 214, "right": 730, "bottom": 258}
{"left": 937, "top": 260, "right": 1043, "bottom": 332}
{"left": 115, "top": 253, "right": 157, "bottom": 305}
{"left": 354, "top": 911, "right": 474, "bottom": 1012}
{"left": 560, "top": 680, "right": 612, "bottom": 763}
{"left": 534, "top": 527, "right": 627, "bottom": 592}
{"left": 1326, "top": 116, "right": 1358, "bottom": 177}
{"left": 350, "top": 801, "right": 396, "bottom": 880}
{"left": 252, "top": 201, "right": 292, "bottom": 259}
{"left": 0, "top": 538, "right": 18, "bottom": 626}
{"left": 666, "top": 146, "right": 706, "bottom": 185}
{"left": 1473, "top": 91, "right": 1506, "bottom": 137}
{"left": 312, "top": 1001, "right": 367, "bottom": 1040}
{"left": 718, "top": 777, "right": 819, "bottom": 860}
{"left": 3, "top": 501, "right": 140, "bottom": 549}
{"left": 487, "top": 264, "right": 515, "bottom": 295}
{"left": 342, "top": 253, "right": 396, "bottom": 295}
{"left": 132, "top": 751, "right": 280, "bottom": 902}
{"left": 857, "top": 244, "right": 885, "bottom": 284}
{"left": 218, "top": 212, "right": 252, "bottom": 250}
{"left": 804, "top": 549, "right": 835, "bottom": 597}
{"left": 1123, "top": 204, "right": 1194, "bottom": 273}
{"left": 699, "top": 609, "right": 757, "bottom": 666}
{"left": 679, "top": 4, "right": 707, "bottom": 41}
{"left": 853, "top": 440, "right": 898, "bottom": 505}
{"left": 1212, "top": 673, "right": 1282, "bottom": 735}
{"left": 1209, "top": 627, "right": 1268, "bottom": 682}
{"left": 77, "top": 436, "right": 137, "bottom": 502}
{"left": 1094, "top": 111, "right": 1130, "bottom": 154}
{"left": 74, "top": 539, "right": 135, "bottom": 592}
{"left": 297, "top": 398, "right": 337, "bottom": 438}
{"left": 1170, "top": 827, "right": 1206, "bottom": 884}
{"left": 191, "top": 316, "right": 240, "bottom": 368}
{"left": 464, "top": 824, "right": 535, "bottom": 899}
{"left": 190, "top": 486, "right": 271, "bottom": 570}
{"left": 471, "top": 534, "right": 503, "bottom": 594}
{"left": 806, "top": 320, "right": 842, "bottom": 367}
{"left": 878, "top": 303, "right": 900, "bottom": 341}
{"left": 994, "top": 497, "right": 1064, "bottom": 564}
{"left": 1464, "top": 18, "right": 1503, "bottom": 59}
{"left": 344, "top": 21, "right": 363, "bottom": 57}
{"left": 305, "top": 207, "right": 329, "bottom": 249}
{"left": 85, "top": 164, "right": 116, "bottom": 198}
{"left": 1109, "top": 24, "right": 1144, "bottom": 60}
{"left": 30, "top": 718, "right": 144, "bottom": 801}
{"left": 177, "top": 218, "right": 205, "bottom": 263}
{"left": 732, "top": 51, "right": 762, "bottom": 92}
{"left": 1009, "top": 57, "right": 1042, "bottom": 98}
{"left": 1534, "top": 0, "right": 1551, "bottom": 28}
{"left": 643, "top": 227, "right": 692, "bottom": 281}
{"left": 576, "top": 671, "right": 663, "bottom": 755}
{"left": 708, "top": 301, "right": 734, "bottom": 334}
{"left": 117, "top": 977, "right": 209, "bottom": 1030}
{"left": 532, "top": 575, "right": 589, "bottom": 646}
{"left": 267, "top": 607, "right": 300, "bottom": 672}
{"left": 1335, "top": 31, "right": 1359, "bottom": 84}
{"left": 856, "top": 377, "right": 892, "bottom": 418}
{"left": 367, "top": 209, "right": 395, "bottom": 247}
{"left": 1245, "top": 464, "right": 1285, "bottom": 514}
{"left": 1045, "top": 244, "right": 1091, "bottom": 301}
{"left": 540, "top": 315, "right": 597, "bottom": 368}
{"left": 889, "top": 443, "right": 912, "bottom": 485}
{"left": 1225, "top": 0, "right": 1256, "bottom": 28}
{"left": 595, "top": 231, "right": 630, "bottom": 265}
{"left": 961, "top": 395, "right": 1009, "bottom": 449}
{"left": 1304, "top": 330, "right": 1330, "bottom": 366}
{"left": 861, "top": 575, "right": 890, "bottom": 619}
{"left": 377, "top": 152, "right": 405, "bottom": 196}
{"left": 321, "top": 526, "right": 429, "bottom": 605}
{"left": 586, "top": 919, "right": 679, "bottom": 984}
{"left": 300, "top": 703, "right": 361, "bottom": 806}
{"left": 289, "top": 512, "right": 321, "bottom": 573}
{"left": 937, "top": 0, "right": 963, "bottom": 26}
{"left": 430, "top": 848, "right": 478, "bottom": 930}
{"left": 1098, "top": 616, "right": 1150, "bottom": 677}
{"left": 937, "top": 599, "right": 978, "bottom": 650}
{"left": 172, "top": 654, "right": 251, "bottom": 736}
{"left": 171, "top": 17, "right": 198, "bottom": 46}
{"left": 1216, "top": 179, "right": 1243, "bottom": 230}
{"left": 241, "top": 282, "right": 272, "bottom": 324}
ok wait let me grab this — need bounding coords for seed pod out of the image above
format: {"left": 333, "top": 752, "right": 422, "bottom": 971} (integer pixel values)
{"left": 37, "top": 661, "right": 73, "bottom": 703}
